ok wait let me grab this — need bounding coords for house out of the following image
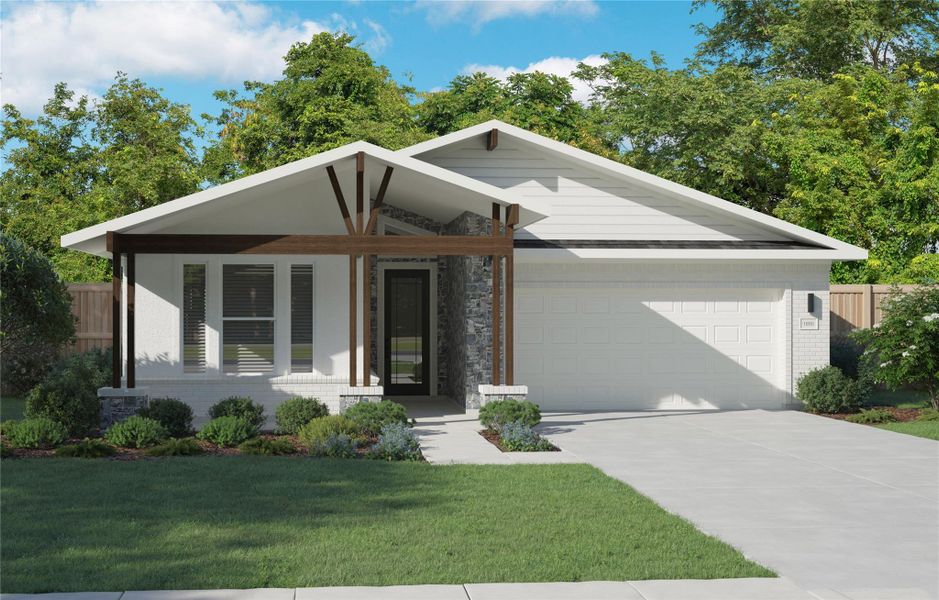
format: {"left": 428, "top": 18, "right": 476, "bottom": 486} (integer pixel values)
{"left": 61, "top": 120, "right": 867, "bottom": 417}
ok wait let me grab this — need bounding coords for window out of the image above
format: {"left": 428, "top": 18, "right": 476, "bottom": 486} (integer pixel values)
{"left": 291, "top": 265, "right": 314, "bottom": 372}
{"left": 182, "top": 264, "right": 207, "bottom": 373}
{"left": 223, "top": 264, "right": 274, "bottom": 373}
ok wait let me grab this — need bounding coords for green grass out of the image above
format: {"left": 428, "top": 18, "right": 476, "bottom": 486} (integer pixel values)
{"left": 0, "top": 397, "right": 26, "bottom": 421}
{"left": 876, "top": 421, "right": 939, "bottom": 441}
{"left": 0, "top": 460, "right": 772, "bottom": 592}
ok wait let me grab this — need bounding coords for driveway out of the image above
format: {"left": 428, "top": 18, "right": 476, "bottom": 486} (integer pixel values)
{"left": 539, "top": 410, "right": 939, "bottom": 597}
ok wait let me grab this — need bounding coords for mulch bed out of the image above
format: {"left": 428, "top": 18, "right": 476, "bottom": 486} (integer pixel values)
{"left": 823, "top": 406, "right": 927, "bottom": 422}
{"left": 478, "top": 428, "right": 559, "bottom": 452}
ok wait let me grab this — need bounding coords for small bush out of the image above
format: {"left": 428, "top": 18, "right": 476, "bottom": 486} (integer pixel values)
{"left": 138, "top": 398, "right": 193, "bottom": 438}
{"left": 146, "top": 437, "right": 204, "bottom": 456}
{"left": 106, "top": 416, "right": 167, "bottom": 448}
{"left": 479, "top": 399, "right": 541, "bottom": 430}
{"left": 197, "top": 416, "right": 257, "bottom": 447}
{"left": 846, "top": 408, "right": 896, "bottom": 424}
{"left": 209, "top": 397, "right": 266, "bottom": 430}
{"left": 25, "top": 348, "right": 111, "bottom": 436}
{"left": 298, "top": 415, "right": 362, "bottom": 448}
{"left": 55, "top": 438, "right": 116, "bottom": 458}
{"left": 916, "top": 409, "right": 939, "bottom": 422}
{"left": 498, "top": 421, "right": 555, "bottom": 451}
{"left": 239, "top": 437, "right": 296, "bottom": 455}
{"left": 797, "top": 366, "right": 862, "bottom": 414}
{"left": 275, "top": 397, "right": 328, "bottom": 435}
{"left": 3, "top": 417, "right": 68, "bottom": 448}
{"left": 311, "top": 433, "right": 358, "bottom": 459}
{"left": 369, "top": 422, "right": 422, "bottom": 461}
{"left": 344, "top": 400, "right": 409, "bottom": 435}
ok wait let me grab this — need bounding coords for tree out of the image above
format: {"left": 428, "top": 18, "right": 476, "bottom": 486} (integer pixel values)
{"left": 854, "top": 286, "right": 939, "bottom": 409}
{"left": 1, "top": 75, "right": 202, "bottom": 281}
{"left": 203, "top": 32, "right": 427, "bottom": 182}
{"left": 694, "top": 0, "right": 939, "bottom": 78}
{"left": 0, "top": 234, "right": 76, "bottom": 396}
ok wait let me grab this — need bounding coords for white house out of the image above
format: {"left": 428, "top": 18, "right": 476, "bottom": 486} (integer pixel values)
{"left": 61, "top": 120, "right": 867, "bottom": 417}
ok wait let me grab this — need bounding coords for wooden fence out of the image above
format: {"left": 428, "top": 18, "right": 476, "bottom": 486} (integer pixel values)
{"left": 66, "top": 283, "right": 112, "bottom": 354}
{"left": 63, "top": 282, "right": 923, "bottom": 354}
{"left": 829, "top": 284, "right": 922, "bottom": 336}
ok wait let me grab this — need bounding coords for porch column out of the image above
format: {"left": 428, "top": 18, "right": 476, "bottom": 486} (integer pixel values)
{"left": 126, "top": 253, "right": 135, "bottom": 388}
{"left": 505, "top": 204, "right": 518, "bottom": 385}
{"left": 349, "top": 253, "right": 357, "bottom": 386}
{"left": 111, "top": 250, "right": 122, "bottom": 388}
{"left": 491, "top": 203, "right": 501, "bottom": 385}
{"left": 363, "top": 252, "right": 371, "bottom": 386}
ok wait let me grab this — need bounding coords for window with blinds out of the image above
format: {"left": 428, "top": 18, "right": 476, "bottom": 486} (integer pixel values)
{"left": 183, "top": 264, "right": 207, "bottom": 373}
{"left": 291, "top": 265, "right": 314, "bottom": 372}
{"left": 223, "top": 264, "right": 274, "bottom": 373}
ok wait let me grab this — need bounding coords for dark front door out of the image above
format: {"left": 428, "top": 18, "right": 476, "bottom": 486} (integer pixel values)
{"left": 384, "top": 269, "right": 430, "bottom": 396}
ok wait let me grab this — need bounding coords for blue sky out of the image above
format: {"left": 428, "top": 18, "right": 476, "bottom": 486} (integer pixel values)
{"left": 2, "top": 1, "right": 718, "bottom": 122}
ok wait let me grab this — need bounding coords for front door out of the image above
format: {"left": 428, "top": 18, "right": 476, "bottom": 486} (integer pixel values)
{"left": 383, "top": 269, "right": 430, "bottom": 396}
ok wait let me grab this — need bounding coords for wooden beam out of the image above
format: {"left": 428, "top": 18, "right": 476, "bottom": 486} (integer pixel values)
{"left": 126, "top": 253, "right": 135, "bottom": 389}
{"left": 487, "top": 128, "right": 498, "bottom": 151}
{"left": 349, "top": 254, "right": 357, "bottom": 386}
{"left": 364, "top": 166, "right": 393, "bottom": 235}
{"left": 363, "top": 253, "right": 371, "bottom": 387}
{"left": 504, "top": 204, "right": 517, "bottom": 385}
{"left": 111, "top": 249, "right": 121, "bottom": 388}
{"left": 491, "top": 203, "right": 501, "bottom": 386}
{"left": 356, "top": 151, "right": 365, "bottom": 234}
{"left": 111, "top": 233, "right": 514, "bottom": 256}
{"left": 326, "top": 165, "right": 356, "bottom": 236}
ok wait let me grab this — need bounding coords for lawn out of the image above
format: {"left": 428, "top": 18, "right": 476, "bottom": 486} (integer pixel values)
{"left": 0, "top": 396, "right": 26, "bottom": 421}
{"left": 0, "top": 459, "right": 772, "bottom": 592}
{"left": 876, "top": 421, "right": 939, "bottom": 441}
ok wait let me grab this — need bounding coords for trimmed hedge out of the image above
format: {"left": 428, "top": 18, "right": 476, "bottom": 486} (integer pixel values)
{"left": 344, "top": 400, "right": 408, "bottom": 435}
{"left": 797, "top": 366, "right": 862, "bottom": 414}
{"left": 298, "top": 415, "right": 362, "bottom": 449}
{"left": 25, "top": 348, "right": 110, "bottom": 436}
{"left": 138, "top": 398, "right": 193, "bottom": 438}
{"left": 275, "top": 397, "right": 328, "bottom": 435}
{"left": 479, "top": 399, "right": 541, "bottom": 430}
{"left": 106, "top": 416, "right": 168, "bottom": 448}
{"left": 197, "top": 416, "right": 257, "bottom": 447}
{"left": 209, "top": 397, "right": 266, "bottom": 430}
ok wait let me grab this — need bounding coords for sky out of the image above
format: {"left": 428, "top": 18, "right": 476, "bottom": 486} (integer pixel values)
{"left": 1, "top": 0, "right": 718, "bottom": 121}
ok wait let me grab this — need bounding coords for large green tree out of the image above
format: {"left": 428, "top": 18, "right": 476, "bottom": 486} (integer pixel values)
{"left": 694, "top": 0, "right": 939, "bottom": 78}
{"left": 203, "top": 32, "right": 426, "bottom": 182}
{"left": 1, "top": 75, "right": 202, "bottom": 281}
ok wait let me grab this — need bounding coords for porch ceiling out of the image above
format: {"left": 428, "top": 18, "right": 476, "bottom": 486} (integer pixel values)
{"left": 61, "top": 141, "right": 546, "bottom": 257}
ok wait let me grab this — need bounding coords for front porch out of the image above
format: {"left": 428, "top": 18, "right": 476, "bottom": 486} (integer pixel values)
{"left": 98, "top": 142, "right": 532, "bottom": 417}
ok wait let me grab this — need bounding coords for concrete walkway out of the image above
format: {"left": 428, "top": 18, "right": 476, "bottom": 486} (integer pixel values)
{"left": 538, "top": 409, "right": 939, "bottom": 598}
{"left": 2, "top": 577, "right": 932, "bottom": 600}
{"left": 403, "top": 399, "right": 581, "bottom": 464}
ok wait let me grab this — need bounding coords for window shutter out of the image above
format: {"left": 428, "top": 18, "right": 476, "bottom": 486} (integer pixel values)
{"left": 291, "top": 265, "right": 314, "bottom": 372}
{"left": 222, "top": 264, "right": 275, "bottom": 373}
{"left": 183, "top": 264, "right": 206, "bottom": 373}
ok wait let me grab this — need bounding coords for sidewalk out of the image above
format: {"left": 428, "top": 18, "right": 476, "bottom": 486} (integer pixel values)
{"left": 1, "top": 578, "right": 931, "bottom": 600}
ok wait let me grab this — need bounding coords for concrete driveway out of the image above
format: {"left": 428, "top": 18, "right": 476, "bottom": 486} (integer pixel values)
{"left": 539, "top": 410, "right": 939, "bottom": 597}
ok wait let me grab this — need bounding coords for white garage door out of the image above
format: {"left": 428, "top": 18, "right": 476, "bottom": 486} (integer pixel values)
{"left": 516, "top": 288, "right": 786, "bottom": 410}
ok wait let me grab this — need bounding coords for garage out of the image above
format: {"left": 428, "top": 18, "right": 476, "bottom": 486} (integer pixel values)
{"left": 516, "top": 287, "right": 786, "bottom": 410}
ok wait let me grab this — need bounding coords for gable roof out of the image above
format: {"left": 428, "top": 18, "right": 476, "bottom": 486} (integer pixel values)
{"left": 401, "top": 120, "right": 868, "bottom": 261}
{"left": 61, "top": 141, "right": 547, "bottom": 257}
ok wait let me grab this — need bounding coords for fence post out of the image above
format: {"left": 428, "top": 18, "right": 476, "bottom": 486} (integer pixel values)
{"left": 863, "top": 284, "right": 874, "bottom": 329}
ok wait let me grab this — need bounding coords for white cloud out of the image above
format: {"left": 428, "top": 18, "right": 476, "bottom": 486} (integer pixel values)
{"left": 415, "top": 0, "right": 597, "bottom": 28}
{"left": 362, "top": 19, "right": 391, "bottom": 54}
{"left": 463, "top": 54, "right": 606, "bottom": 103}
{"left": 0, "top": 1, "right": 391, "bottom": 114}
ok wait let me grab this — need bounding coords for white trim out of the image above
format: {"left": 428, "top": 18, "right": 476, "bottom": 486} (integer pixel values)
{"left": 377, "top": 261, "right": 438, "bottom": 397}
{"left": 400, "top": 120, "right": 868, "bottom": 261}
{"left": 514, "top": 248, "right": 859, "bottom": 262}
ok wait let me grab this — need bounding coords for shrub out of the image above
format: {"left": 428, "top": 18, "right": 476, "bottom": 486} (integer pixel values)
{"left": 138, "top": 398, "right": 193, "bottom": 438}
{"left": 1, "top": 234, "right": 76, "bottom": 396}
{"left": 3, "top": 417, "right": 68, "bottom": 448}
{"left": 830, "top": 335, "right": 875, "bottom": 402}
{"left": 298, "top": 415, "right": 363, "bottom": 449}
{"left": 479, "top": 399, "right": 541, "bottom": 430}
{"left": 197, "top": 416, "right": 257, "bottom": 447}
{"left": 797, "top": 366, "right": 862, "bottom": 414}
{"left": 106, "top": 416, "right": 167, "bottom": 448}
{"left": 369, "top": 422, "right": 422, "bottom": 461}
{"left": 209, "top": 397, "right": 266, "bottom": 430}
{"left": 311, "top": 433, "right": 358, "bottom": 459}
{"left": 25, "top": 348, "right": 111, "bottom": 436}
{"left": 239, "top": 437, "right": 296, "bottom": 455}
{"left": 55, "top": 438, "right": 116, "bottom": 458}
{"left": 845, "top": 408, "right": 896, "bottom": 424}
{"left": 853, "top": 286, "right": 939, "bottom": 410}
{"left": 275, "top": 397, "right": 328, "bottom": 435}
{"left": 344, "top": 400, "right": 409, "bottom": 435}
{"left": 498, "top": 421, "right": 555, "bottom": 452}
{"left": 146, "top": 437, "right": 204, "bottom": 456}
{"left": 916, "top": 409, "right": 939, "bottom": 422}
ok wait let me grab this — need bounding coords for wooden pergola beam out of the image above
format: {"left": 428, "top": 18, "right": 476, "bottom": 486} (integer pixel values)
{"left": 364, "top": 166, "right": 393, "bottom": 235}
{"left": 108, "top": 233, "right": 514, "bottom": 256}
{"left": 326, "top": 165, "right": 356, "bottom": 236}
{"left": 487, "top": 128, "right": 498, "bottom": 151}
